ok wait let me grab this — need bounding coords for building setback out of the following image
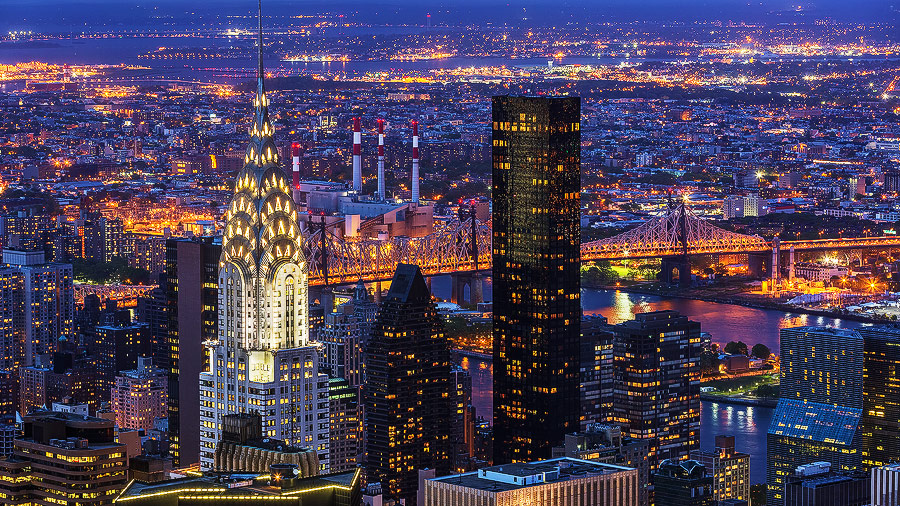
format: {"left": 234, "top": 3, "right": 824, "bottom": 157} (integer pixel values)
{"left": 492, "top": 95, "right": 582, "bottom": 463}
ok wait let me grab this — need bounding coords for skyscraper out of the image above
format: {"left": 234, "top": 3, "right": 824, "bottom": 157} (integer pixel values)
{"left": 613, "top": 310, "right": 702, "bottom": 469}
{"left": 365, "top": 264, "right": 453, "bottom": 505}
{"left": 581, "top": 315, "right": 614, "bottom": 428}
{"left": 165, "top": 236, "right": 220, "bottom": 467}
{"left": 856, "top": 326, "right": 900, "bottom": 469}
{"left": 767, "top": 327, "right": 864, "bottom": 505}
{"left": 2, "top": 249, "right": 74, "bottom": 367}
{"left": 198, "top": 6, "right": 329, "bottom": 471}
{"left": 492, "top": 95, "right": 582, "bottom": 464}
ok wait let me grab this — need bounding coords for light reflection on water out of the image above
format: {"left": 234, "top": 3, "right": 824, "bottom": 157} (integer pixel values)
{"left": 453, "top": 287, "right": 867, "bottom": 484}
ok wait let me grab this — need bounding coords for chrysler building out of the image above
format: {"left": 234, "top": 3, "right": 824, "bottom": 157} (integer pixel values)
{"left": 199, "top": 1, "right": 329, "bottom": 471}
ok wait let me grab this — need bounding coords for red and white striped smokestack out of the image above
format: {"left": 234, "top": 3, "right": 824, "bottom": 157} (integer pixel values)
{"left": 291, "top": 142, "right": 301, "bottom": 189}
{"left": 411, "top": 120, "right": 420, "bottom": 203}
{"left": 377, "top": 119, "right": 386, "bottom": 200}
{"left": 352, "top": 117, "right": 362, "bottom": 192}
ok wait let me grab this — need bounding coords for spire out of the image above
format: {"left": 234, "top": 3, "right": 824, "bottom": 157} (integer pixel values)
{"left": 257, "top": 0, "right": 263, "bottom": 81}
{"left": 244, "top": 0, "right": 277, "bottom": 172}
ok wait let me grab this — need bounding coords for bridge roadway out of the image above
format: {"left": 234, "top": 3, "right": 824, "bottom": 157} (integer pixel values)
{"left": 304, "top": 225, "right": 900, "bottom": 286}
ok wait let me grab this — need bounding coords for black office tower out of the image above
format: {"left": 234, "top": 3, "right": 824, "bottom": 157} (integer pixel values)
{"left": 492, "top": 95, "right": 582, "bottom": 464}
{"left": 165, "top": 237, "right": 220, "bottom": 467}
{"left": 365, "top": 264, "right": 452, "bottom": 505}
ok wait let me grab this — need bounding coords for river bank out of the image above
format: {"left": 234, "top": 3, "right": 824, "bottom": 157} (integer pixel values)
{"left": 589, "top": 281, "right": 887, "bottom": 325}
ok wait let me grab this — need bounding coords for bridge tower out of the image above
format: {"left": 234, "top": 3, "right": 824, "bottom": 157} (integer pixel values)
{"left": 659, "top": 201, "right": 692, "bottom": 286}
{"left": 450, "top": 205, "right": 483, "bottom": 305}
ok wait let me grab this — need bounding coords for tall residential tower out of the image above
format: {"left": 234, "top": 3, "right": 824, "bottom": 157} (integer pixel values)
{"left": 492, "top": 95, "right": 582, "bottom": 463}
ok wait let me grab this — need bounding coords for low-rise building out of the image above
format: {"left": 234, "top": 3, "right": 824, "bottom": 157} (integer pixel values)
{"left": 423, "top": 457, "right": 639, "bottom": 506}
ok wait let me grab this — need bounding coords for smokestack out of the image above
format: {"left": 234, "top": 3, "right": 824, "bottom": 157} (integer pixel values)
{"left": 291, "top": 142, "right": 300, "bottom": 189}
{"left": 411, "top": 120, "right": 420, "bottom": 203}
{"left": 352, "top": 117, "right": 362, "bottom": 192}
{"left": 377, "top": 119, "right": 386, "bottom": 200}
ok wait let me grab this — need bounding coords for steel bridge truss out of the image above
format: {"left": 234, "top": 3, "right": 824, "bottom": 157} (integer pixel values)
{"left": 582, "top": 203, "right": 770, "bottom": 260}
{"left": 303, "top": 218, "right": 492, "bottom": 285}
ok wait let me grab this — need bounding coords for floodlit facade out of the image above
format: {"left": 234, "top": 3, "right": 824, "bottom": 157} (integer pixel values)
{"left": 111, "top": 357, "right": 167, "bottom": 432}
{"left": 198, "top": 13, "right": 329, "bottom": 471}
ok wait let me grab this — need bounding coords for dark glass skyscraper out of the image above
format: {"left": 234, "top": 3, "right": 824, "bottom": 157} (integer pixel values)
{"left": 856, "top": 327, "right": 900, "bottom": 469}
{"left": 365, "top": 264, "right": 452, "bottom": 505}
{"left": 492, "top": 95, "right": 582, "bottom": 464}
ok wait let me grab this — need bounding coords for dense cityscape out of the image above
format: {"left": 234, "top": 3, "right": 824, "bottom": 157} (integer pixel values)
{"left": 0, "top": 0, "right": 899, "bottom": 505}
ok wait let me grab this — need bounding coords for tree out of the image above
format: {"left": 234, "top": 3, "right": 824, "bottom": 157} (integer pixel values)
{"left": 751, "top": 343, "right": 771, "bottom": 361}
{"left": 750, "top": 484, "right": 767, "bottom": 505}
{"left": 700, "top": 350, "right": 720, "bottom": 376}
{"left": 724, "top": 341, "right": 749, "bottom": 356}
{"left": 582, "top": 261, "right": 618, "bottom": 286}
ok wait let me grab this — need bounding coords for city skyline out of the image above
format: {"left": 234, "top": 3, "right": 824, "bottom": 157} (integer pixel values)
{"left": 1, "top": 0, "right": 900, "bottom": 504}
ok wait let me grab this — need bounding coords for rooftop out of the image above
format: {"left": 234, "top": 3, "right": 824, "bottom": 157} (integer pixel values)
{"left": 429, "top": 458, "right": 634, "bottom": 493}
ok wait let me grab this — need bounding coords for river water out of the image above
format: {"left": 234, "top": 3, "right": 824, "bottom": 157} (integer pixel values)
{"left": 445, "top": 283, "right": 865, "bottom": 484}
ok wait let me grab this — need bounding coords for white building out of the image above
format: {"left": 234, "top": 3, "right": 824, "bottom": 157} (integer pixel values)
{"left": 723, "top": 195, "right": 764, "bottom": 220}
{"left": 198, "top": 40, "right": 329, "bottom": 471}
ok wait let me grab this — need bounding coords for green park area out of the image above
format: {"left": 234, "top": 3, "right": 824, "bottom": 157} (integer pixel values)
{"left": 703, "top": 373, "right": 780, "bottom": 399}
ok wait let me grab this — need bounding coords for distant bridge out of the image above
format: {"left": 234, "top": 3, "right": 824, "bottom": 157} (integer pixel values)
{"left": 304, "top": 203, "right": 900, "bottom": 286}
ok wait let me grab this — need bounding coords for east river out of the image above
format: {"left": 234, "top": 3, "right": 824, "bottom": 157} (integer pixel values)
{"left": 439, "top": 280, "right": 866, "bottom": 484}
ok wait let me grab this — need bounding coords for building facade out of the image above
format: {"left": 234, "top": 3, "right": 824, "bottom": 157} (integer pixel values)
{"left": 871, "top": 463, "right": 900, "bottom": 506}
{"left": 2, "top": 249, "right": 74, "bottom": 367}
{"left": 423, "top": 457, "right": 638, "bottom": 506}
{"left": 767, "top": 327, "right": 864, "bottom": 505}
{"left": 492, "top": 95, "right": 582, "bottom": 463}
{"left": 165, "top": 236, "right": 220, "bottom": 467}
{"left": 692, "top": 435, "right": 750, "bottom": 503}
{"left": 365, "top": 264, "right": 453, "bottom": 504}
{"left": 111, "top": 357, "right": 167, "bottom": 432}
{"left": 856, "top": 327, "right": 900, "bottom": 469}
{"left": 653, "top": 459, "right": 715, "bottom": 506}
{"left": 0, "top": 411, "right": 128, "bottom": 505}
{"left": 613, "top": 310, "right": 702, "bottom": 469}
{"left": 581, "top": 315, "right": 614, "bottom": 428}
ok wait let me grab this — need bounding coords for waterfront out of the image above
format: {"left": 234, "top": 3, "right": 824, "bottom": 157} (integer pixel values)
{"left": 455, "top": 286, "right": 866, "bottom": 484}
